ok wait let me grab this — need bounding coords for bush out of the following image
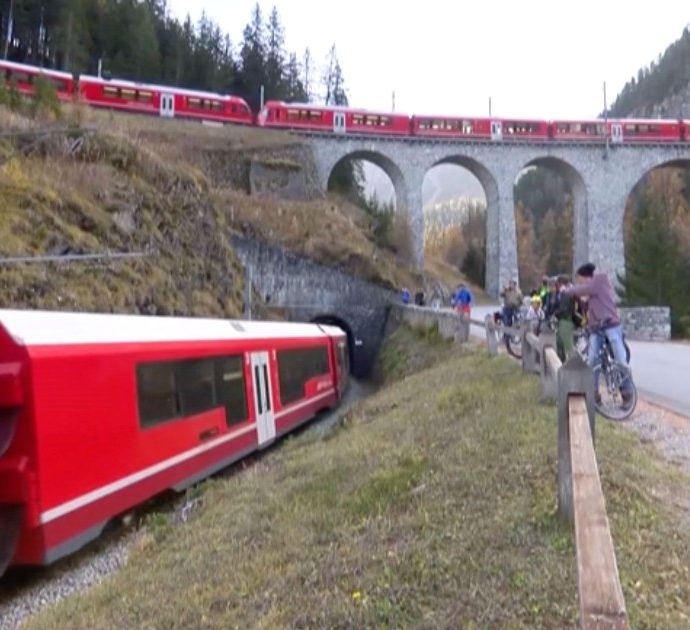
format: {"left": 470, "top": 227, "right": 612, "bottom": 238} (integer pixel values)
{"left": 30, "top": 76, "right": 62, "bottom": 120}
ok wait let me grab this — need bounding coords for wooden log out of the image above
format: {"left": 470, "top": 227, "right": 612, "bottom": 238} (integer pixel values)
{"left": 569, "top": 395, "right": 629, "bottom": 630}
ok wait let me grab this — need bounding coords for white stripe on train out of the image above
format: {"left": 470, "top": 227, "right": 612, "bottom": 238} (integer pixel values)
{"left": 39, "top": 389, "right": 335, "bottom": 524}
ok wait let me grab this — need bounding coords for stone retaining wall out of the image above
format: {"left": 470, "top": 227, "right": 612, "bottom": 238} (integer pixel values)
{"left": 390, "top": 304, "right": 469, "bottom": 342}
{"left": 620, "top": 307, "right": 671, "bottom": 341}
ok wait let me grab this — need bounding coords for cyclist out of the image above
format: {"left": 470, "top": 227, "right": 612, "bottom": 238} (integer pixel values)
{"left": 500, "top": 280, "right": 522, "bottom": 327}
{"left": 565, "top": 263, "right": 633, "bottom": 407}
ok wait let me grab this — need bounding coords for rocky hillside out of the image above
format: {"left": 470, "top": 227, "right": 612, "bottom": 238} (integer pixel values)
{"left": 0, "top": 105, "right": 459, "bottom": 318}
{"left": 609, "top": 27, "right": 690, "bottom": 118}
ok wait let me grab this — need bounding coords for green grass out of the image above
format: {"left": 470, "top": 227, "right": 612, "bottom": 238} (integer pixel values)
{"left": 23, "top": 324, "right": 690, "bottom": 628}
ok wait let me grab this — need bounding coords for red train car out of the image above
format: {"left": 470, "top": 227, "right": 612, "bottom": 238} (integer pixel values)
{"left": 257, "top": 100, "right": 410, "bottom": 135}
{"left": 492, "top": 118, "right": 551, "bottom": 141}
{"left": 0, "top": 310, "right": 348, "bottom": 575}
{"left": 410, "top": 115, "right": 492, "bottom": 139}
{"left": 78, "top": 75, "right": 253, "bottom": 125}
{"left": 608, "top": 118, "right": 686, "bottom": 143}
{"left": 550, "top": 119, "right": 608, "bottom": 141}
{"left": 0, "top": 59, "right": 75, "bottom": 102}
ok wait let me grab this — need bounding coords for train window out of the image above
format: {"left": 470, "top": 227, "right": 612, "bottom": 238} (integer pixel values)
{"left": 277, "top": 346, "right": 329, "bottom": 406}
{"left": 380, "top": 116, "right": 390, "bottom": 126}
{"left": 176, "top": 359, "right": 215, "bottom": 417}
{"left": 188, "top": 97, "right": 201, "bottom": 108}
{"left": 309, "top": 111, "right": 322, "bottom": 120}
{"left": 353, "top": 114, "right": 365, "bottom": 125}
{"left": 211, "top": 101, "right": 223, "bottom": 111}
{"left": 287, "top": 109, "right": 300, "bottom": 120}
{"left": 137, "top": 91, "right": 152, "bottom": 103}
{"left": 104, "top": 86, "right": 119, "bottom": 98}
{"left": 137, "top": 363, "right": 178, "bottom": 427}
{"left": 214, "top": 356, "right": 247, "bottom": 425}
{"left": 366, "top": 115, "right": 378, "bottom": 126}
{"left": 137, "top": 355, "right": 248, "bottom": 428}
{"left": 121, "top": 88, "right": 136, "bottom": 100}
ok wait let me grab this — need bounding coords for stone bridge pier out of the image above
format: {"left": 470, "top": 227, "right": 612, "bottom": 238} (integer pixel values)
{"left": 306, "top": 134, "right": 690, "bottom": 297}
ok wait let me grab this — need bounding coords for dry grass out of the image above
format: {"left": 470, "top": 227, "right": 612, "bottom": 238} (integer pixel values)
{"left": 23, "top": 325, "right": 690, "bottom": 629}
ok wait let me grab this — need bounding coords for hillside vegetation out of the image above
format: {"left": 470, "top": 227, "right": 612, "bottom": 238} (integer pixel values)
{"left": 23, "top": 325, "right": 690, "bottom": 628}
{"left": 0, "top": 100, "right": 463, "bottom": 315}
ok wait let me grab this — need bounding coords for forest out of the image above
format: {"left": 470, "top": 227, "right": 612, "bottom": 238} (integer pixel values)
{"left": 0, "top": 0, "right": 347, "bottom": 112}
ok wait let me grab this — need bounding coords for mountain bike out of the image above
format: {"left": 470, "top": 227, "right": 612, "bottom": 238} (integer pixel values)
{"left": 588, "top": 332, "right": 637, "bottom": 420}
{"left": 502, "top": 307, "right": 523, "bottom": 359}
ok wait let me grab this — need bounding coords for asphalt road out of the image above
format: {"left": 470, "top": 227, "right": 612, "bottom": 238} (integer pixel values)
{"left": 468, "top": 304, "right": 690, "bottom": 419}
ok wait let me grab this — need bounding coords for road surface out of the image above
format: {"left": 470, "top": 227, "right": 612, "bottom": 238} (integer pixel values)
{"left": 468, "top": 305, "right": 690, "bottom": 419}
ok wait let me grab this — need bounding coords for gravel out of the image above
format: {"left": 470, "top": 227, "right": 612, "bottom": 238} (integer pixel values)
{"left": 0, "top": 531, "right": 135, "bottom": 630}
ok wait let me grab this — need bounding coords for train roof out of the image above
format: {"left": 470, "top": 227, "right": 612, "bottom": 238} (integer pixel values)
{"left": 0, "top": 59, "right": 73, "bottom": 80}
{"left": 0, "top": 310, "right": 338, "bottom": 347}
{"left": 79, "top": 74, "right": 249, "bottom": 103}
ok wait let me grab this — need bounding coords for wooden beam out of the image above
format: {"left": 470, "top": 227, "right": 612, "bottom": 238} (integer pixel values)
{"left": 569, "top": 395, "right": 629, "bottom": 629}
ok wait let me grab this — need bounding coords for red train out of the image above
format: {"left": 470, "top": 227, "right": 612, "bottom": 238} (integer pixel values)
{"left": 1, "top": 58, "right": 688, "bottom": 143}
{"left": 259, "top": 101, "right": 690, "bottom": 144}
{"left": 0, "top": 309, "right": 349, "bottom": 576}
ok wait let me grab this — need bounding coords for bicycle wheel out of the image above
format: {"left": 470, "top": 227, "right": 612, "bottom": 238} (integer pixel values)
{"left": 594, "top": 362, "right": 637, "bottom": 421}
{"left": 504, "top": 331, "right": 522, "bottom": 359}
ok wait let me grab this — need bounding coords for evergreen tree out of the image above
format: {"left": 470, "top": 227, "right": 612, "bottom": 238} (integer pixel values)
{"left": 618, "top": 191, "right": 690, "bottom": 336}
{"left": 302, "top": 46, "right": 312, "bottom": 100}
{"left": 264, "top": 6, "right": 285, "bottom": 99}
{"left": 323, "top": 44, "right": 347, "bottom": 105}
{"left": 236, "top": 2, "right": 266, "bottom": 111}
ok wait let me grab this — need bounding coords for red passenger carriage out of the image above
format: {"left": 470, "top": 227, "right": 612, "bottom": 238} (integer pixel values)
{"left": 258, "top": 100, "right": 410, "bottom": 135}
{"left": 0, "top": 59, "right": 75, "bottom": 102}
{"left": 78, "top": 75, "right": 253, "bottom": 125}
{"left": 0, "top": 310, "right": 348, "bottom": 575}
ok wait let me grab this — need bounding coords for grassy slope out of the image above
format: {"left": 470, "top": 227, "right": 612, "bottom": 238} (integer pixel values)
{"left": 24, "top": 326, "right": 690, "bottom": 629}
{"left": 0, "top": 105, "right": 474, "bottom": 306}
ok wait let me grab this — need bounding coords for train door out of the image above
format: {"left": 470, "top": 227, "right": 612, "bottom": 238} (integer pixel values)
{"left": 160, "top": 93, "right": 175, "bottom": 118}
{"left": 250, "top": 352, "right": 275, "bottom": 446}
{"left": 334, "top": 112, "right": 346, "bottom": 134}
{"left": 490, "top": 120, "right": 503, "bottom": 141}
{"left": 610, "top": 124, "right": 623, "bottom": 144}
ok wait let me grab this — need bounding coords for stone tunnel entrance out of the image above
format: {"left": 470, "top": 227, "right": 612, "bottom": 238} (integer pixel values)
{"left": 311, "top": 314, "right": 355, "bottom": 372}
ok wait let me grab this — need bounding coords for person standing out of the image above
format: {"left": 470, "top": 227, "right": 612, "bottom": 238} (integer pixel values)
{"left": 554, "top": 275, "right": 576, "bottom": 362}
{"left": 452, "top": 283, "right": 473, "bottom": 318}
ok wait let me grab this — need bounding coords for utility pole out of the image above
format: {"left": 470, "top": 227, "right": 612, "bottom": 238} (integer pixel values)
{"left": 260, "top": 85, "right": 265, "bottom": 110}
{"left": 392, "top": 91, "right": 395, "bottom": 112}
{"left": 4, "top": 0, "right": 15, "bottom": 60}
{"left": 489, "top": 96, "right": 492, "bottom": 117}
{"left": 603, "top": 81, "right": 609, "bottom": 158}
{"left": 244, "top": 264, "right": 253, "bottom": 320}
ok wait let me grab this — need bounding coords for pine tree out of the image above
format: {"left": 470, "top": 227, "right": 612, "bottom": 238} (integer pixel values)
{"left": 618, "top": 191, "right": 690, "bottom": 335}
{"left": 264, "top": 6, "right": 285, "bottom": 99}
{"left": 302, "top": 47, "right": 312, "bottom": 101}
{"left": 323, "top": 44, "right": 347, "bottom": 105}
{"left": 237, "top": 3, "right": 266, "bottom": 111}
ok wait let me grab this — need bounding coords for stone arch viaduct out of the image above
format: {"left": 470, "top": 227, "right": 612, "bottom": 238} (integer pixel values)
{"left": 304, "top": 134, "right": 690, "bottom": 296}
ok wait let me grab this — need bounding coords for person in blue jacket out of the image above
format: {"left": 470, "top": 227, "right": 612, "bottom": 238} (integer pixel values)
{"left": 451, "top": 283, "right": 473, "bottom": 317}
{"left": 401, "top": 287, "right": 410, "bottom": 304}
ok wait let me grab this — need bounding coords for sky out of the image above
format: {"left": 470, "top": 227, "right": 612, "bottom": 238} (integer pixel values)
{"left": 167, "top": 0, "right": 690, "bottom": 120}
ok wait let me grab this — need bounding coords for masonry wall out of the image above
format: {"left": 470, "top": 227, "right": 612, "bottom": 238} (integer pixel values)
{"left": 619, "top": 307, "right": 671, "bottom": 341}
{"left": 230, "top": 235, "right": 395, "bottom": 377}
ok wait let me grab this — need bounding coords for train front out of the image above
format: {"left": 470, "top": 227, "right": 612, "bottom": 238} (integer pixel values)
{"left": 0, "top": 314, "right": 35, "bottom": 577}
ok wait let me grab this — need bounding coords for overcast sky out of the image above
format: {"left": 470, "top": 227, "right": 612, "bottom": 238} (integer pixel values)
{"left": 167, "top": 0, "right": 689, "bottom": 119}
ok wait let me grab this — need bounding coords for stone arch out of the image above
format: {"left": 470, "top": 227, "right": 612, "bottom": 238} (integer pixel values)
{"left": 326, "top": 150, "right": 408, "bottom": 210}
{"left": 425, "top": 155, "right": 501, "bottom": 294}
{"left": 518, "top": 156, "right": 588, "bottom": 274}
{"left": 311, "top": 314, "right": 355, "bottom": 370}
